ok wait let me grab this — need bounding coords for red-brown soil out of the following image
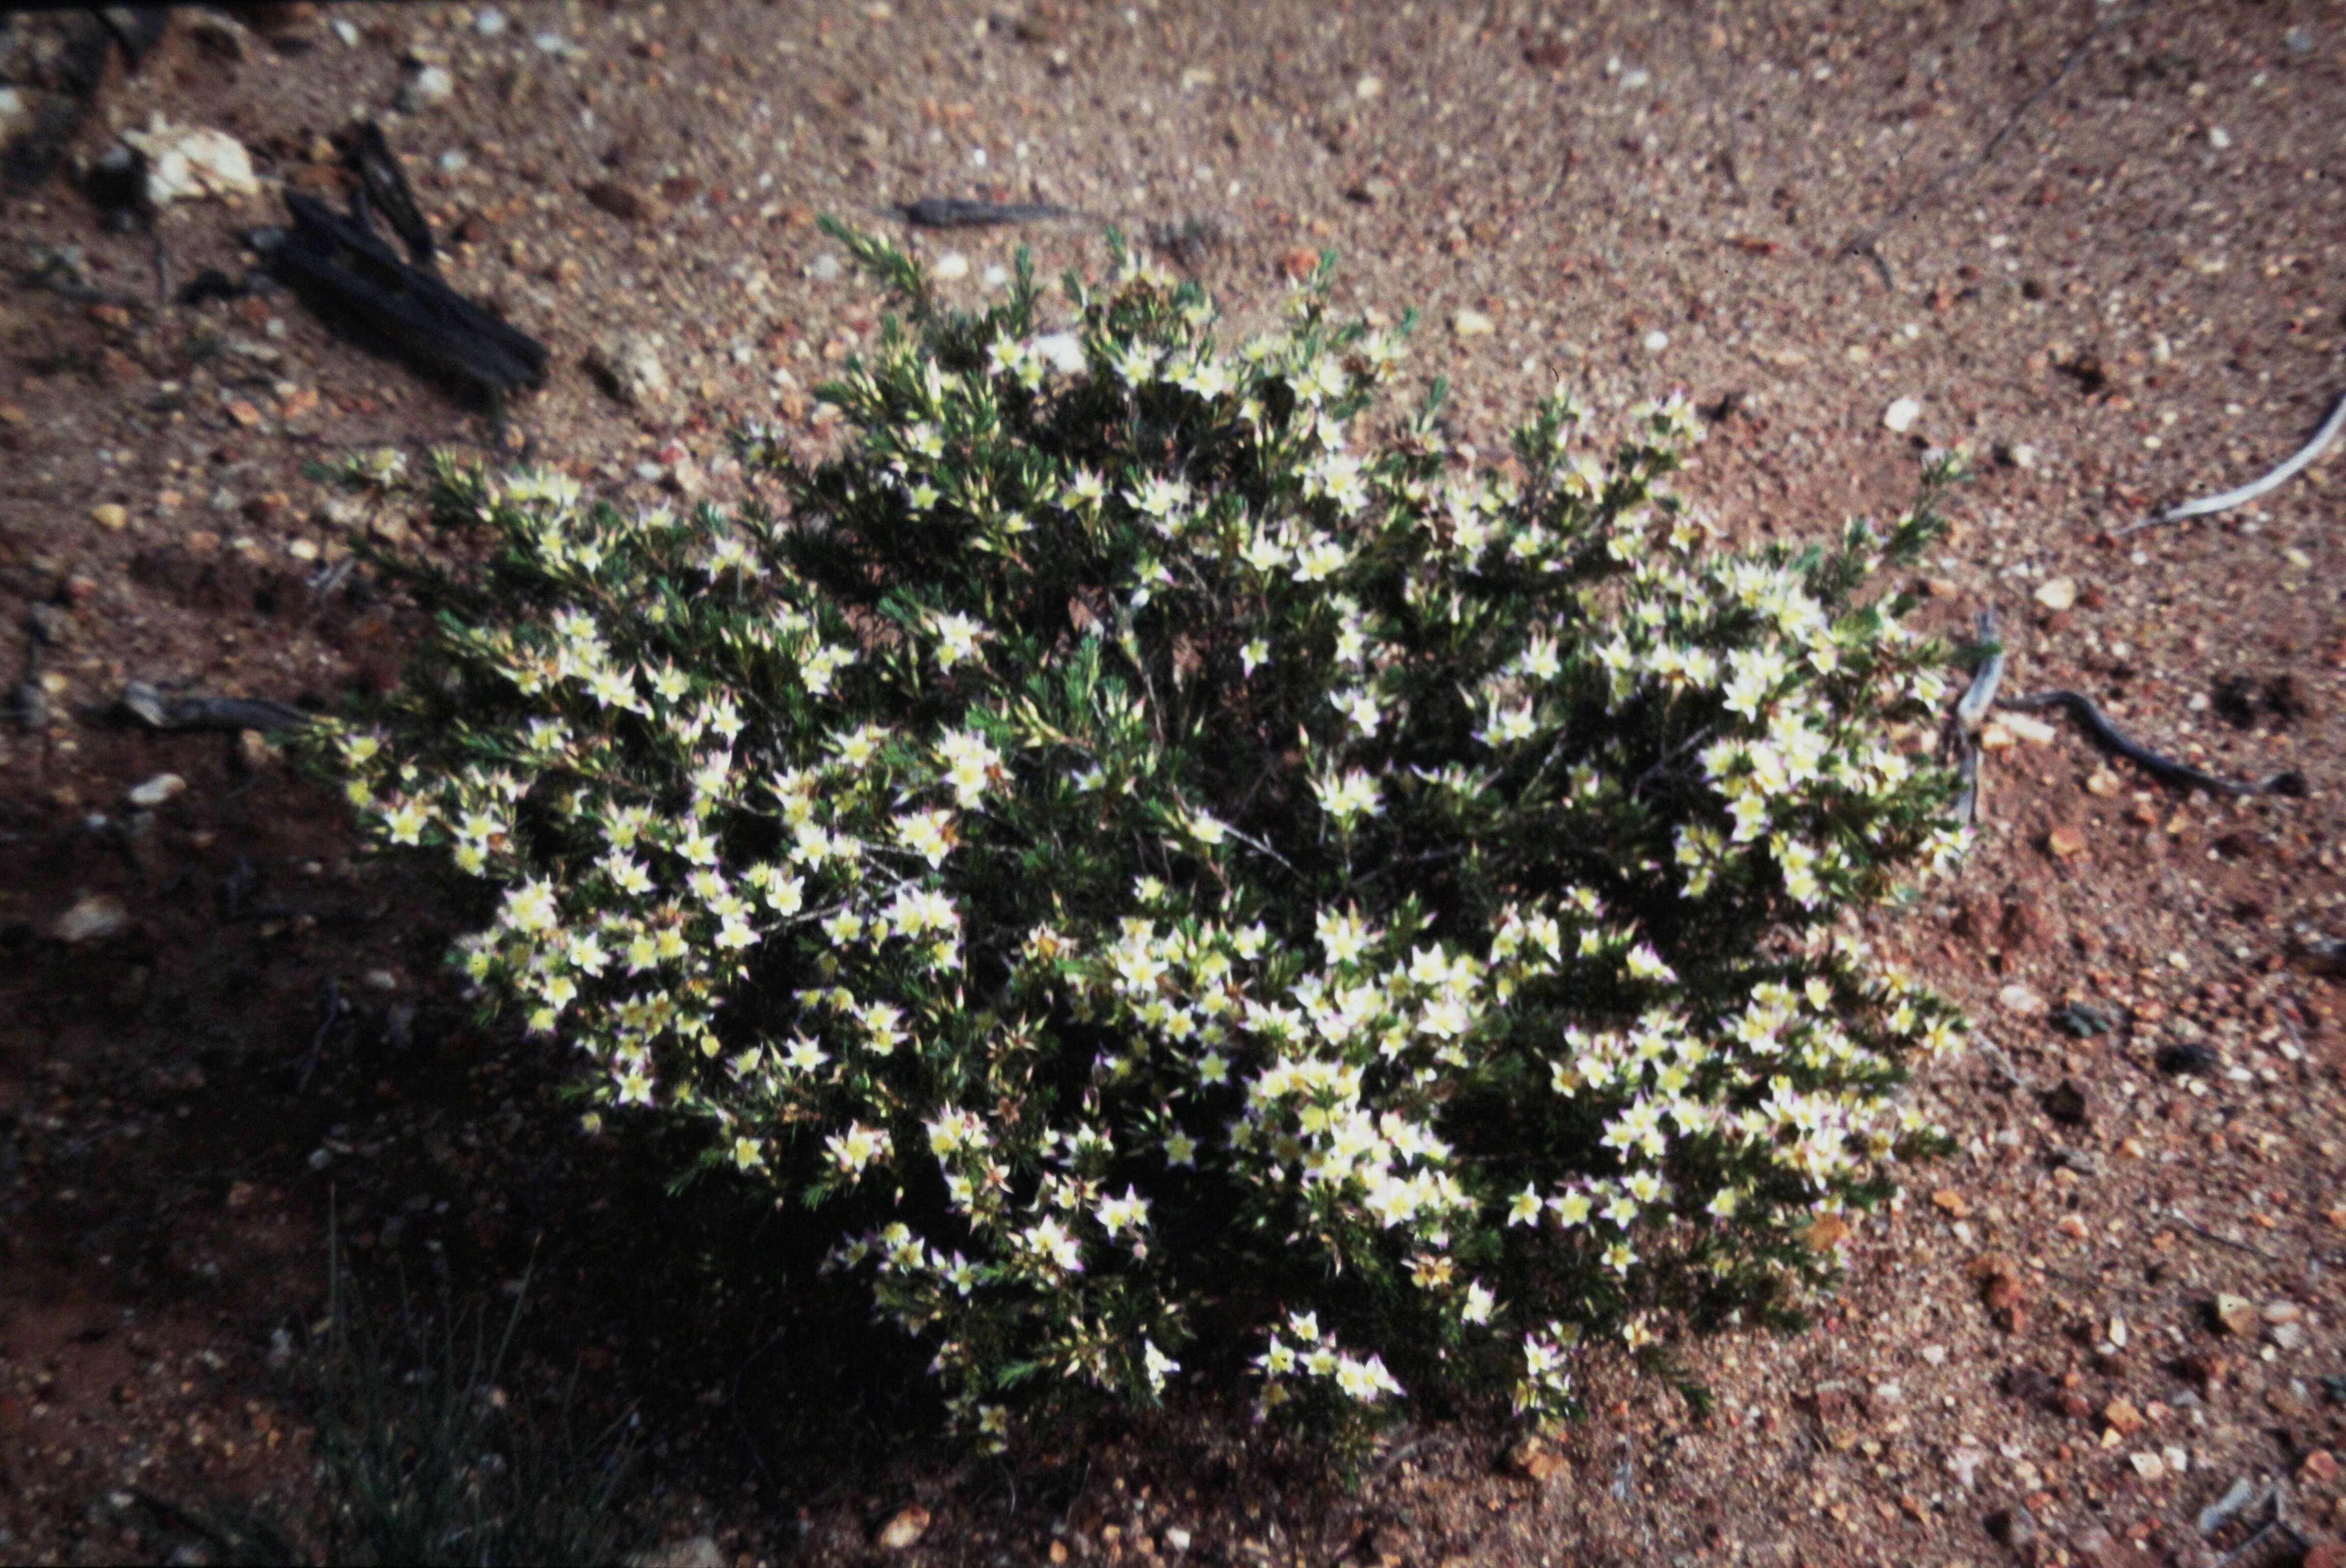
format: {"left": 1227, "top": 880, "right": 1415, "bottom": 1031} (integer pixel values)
{"left": 5, "top": 3, "right": 2346, "bottom": 1564}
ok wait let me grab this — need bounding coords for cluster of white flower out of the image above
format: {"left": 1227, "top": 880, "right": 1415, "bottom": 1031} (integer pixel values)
{"left": 333, "top": 224, "right": 1972, "bottom": 1445}
{"left": 1257, "top": 1311, "right": 1403, "bottom": 1410}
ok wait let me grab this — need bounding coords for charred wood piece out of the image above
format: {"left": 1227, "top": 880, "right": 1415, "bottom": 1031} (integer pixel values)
{"left": 261, "top": 191, "right": 547, "bottom": 399}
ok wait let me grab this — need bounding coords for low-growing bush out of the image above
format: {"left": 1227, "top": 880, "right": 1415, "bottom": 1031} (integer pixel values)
{"left": 327, "top": 222, "right": 1969, "bottom": 1448}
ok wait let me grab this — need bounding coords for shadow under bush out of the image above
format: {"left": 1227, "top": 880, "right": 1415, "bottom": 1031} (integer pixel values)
{"left": 306, "top": 1241, "right": 635, "bottom": 1568}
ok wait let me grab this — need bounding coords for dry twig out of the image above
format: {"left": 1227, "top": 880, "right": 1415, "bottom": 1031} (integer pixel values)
{"left": 2116, "top": 384, "right": 2346, "bottom": 535}
{"left": 1944, "top": 607, "right": 2002, "bottom": 825}
{"left": 2001, "top": 690, "right": 2306, "bottom": 798}
{"left": 2170, "top": 1211, "right": 2280, "bottom": 1265}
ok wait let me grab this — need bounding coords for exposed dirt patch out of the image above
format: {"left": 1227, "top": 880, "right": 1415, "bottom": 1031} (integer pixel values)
{"left": 7, "top": 2, "right": 2346, "bottom": 1564}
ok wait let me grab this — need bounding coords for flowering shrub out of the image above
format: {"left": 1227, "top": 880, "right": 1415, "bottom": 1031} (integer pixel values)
{"left": 329, "top": 222, "right": 1971, "bottom": 1447}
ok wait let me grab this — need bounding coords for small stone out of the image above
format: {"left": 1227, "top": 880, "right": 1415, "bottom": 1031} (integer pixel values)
{"left": 2263, "top": 1300, "right": 2303, "bottom": 1325}
{"left": 2271, "top": 1321, "right": 2307, "bottom": 1351}
{"left": 1946, "top": 1446, "right": 1989, "bottom": 1488}
{"left": 2302, "top": 1540, "right": 2345, "bottom": 1568}
{"left": 2211, "top": 1294, "right": 2257, "bottom": 1337}
{"left": 1641, "top": 329, "right": 1670, "bottom": 353}
{"left": 808, "top": 252, "right": 843, "bottom": 282}
{"left": 120, "top": 118, "right": 261, "bottom": 205}
{"left": 2042, "top": 1078, "right": 2091, "bottom": 1127}
{"left": 1997, "top": 983, "right": 2045, "bottom": 1016}
{"left": 2129, "top": 1450, "right": 2165, "bottom": 1481}
{"left": 2045, "top": 825, "right": 2086, "bottom": 860}
{"left": 584, "top": 179, "right": 664, "bottom": 225}
{"left": 2103, "top": 1399, "right": 2144, "bottom": 1436}
{"left": 126, "top": 772, "right": 186, "bottom": 808}
{"left": 1883, "top": 396, "right": 1921, "bottom": 433}
{"left": 586, "top": 331, "right": 673, "bottom": 410}
{"left": 2008, "top": 442, "right": 2040, "bottom": 471}
{"left": 931, "top": 250, "right": 970, "bottom": 281}
{"left": 877, "top": 1506, "right": 930, "bottom": 1550}
{"left": 53, "top": 893, "right": 130, "bottom": 944}
{"left": 91, "top": 503, "right": 128, "bottom": 530}
{"left": 1354, "top": 72, "right": 1383, "bottom": 99}
{"left": 476, "top": 8, "right": 507, "bottom": 35}
{"left": 625, "top": 1537, "right": 724, "bottom": 1568}
{"left": 403, "top": 64, "right": 455, "bottom": 107}
{"left": 2000, "top": 712, "right": 2060, "bottom": 745}
{"left": 2207, "top": 126, "right": 2232, "bottom": 150}
{"left": 2033, "top": 577, "right": 2078, "bottom": 612}
{"left": 1164, "top": 1527, "right": 1190, "bottom": 1553}
{"left": 1452, "top": 308, "right": 1495, "bottom": 337}
{"left": 1932, "top": 1187, "right": 1971, "bottom": 1218}
{"left": 2304, "top": 1450, "right": 2339, "bottom": 1484}
{"left": 2085, "top": 768, "right": 2122, "bottom": 796}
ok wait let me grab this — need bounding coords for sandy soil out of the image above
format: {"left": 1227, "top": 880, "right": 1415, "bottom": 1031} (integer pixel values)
{"left": 5, "top": 2, "right": 2346, "bottom": 1564}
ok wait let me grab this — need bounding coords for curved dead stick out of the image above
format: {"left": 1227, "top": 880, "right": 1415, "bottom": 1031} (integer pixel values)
{"left": 2001, "top": 689, "right": 2306, "bottom": 798}
{"left": 118, "top": 680, "right": 313, "bottom": 733}
{"left": 2117, "top": 383, "right": 2346, "bottom": 536}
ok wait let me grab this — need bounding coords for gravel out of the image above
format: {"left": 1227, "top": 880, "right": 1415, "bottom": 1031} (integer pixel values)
{"left": 6, "top": 4, "right": 2345, "bottom": 1563}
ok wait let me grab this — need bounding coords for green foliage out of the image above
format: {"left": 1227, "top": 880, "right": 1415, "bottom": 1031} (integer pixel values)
{"left": 323, "top": 225, "right": 1972, "bottom": 1447}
